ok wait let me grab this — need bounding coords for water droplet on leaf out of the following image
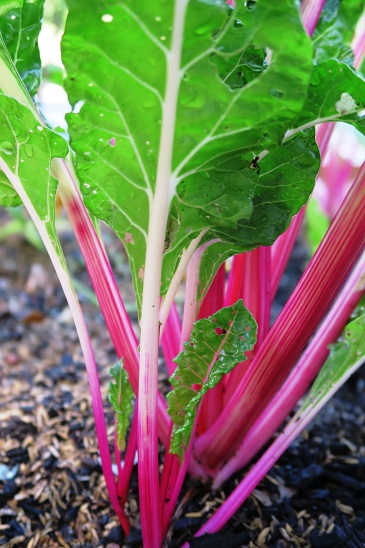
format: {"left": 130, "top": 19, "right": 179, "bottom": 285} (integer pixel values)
{"left": 0, "top": 141, "right": 14, "bottom": 155}
{"left": 24, "top": 144, "right": 34, "bottom": 158}
{"left": 101, "top": 14, "right": 113, "bottom": 23}
{"left": 244, "top": 0, "right": 256, "bottom": 10}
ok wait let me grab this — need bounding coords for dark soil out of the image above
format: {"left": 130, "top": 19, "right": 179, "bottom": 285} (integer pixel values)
{"left": 0, "top": 209, "right": 364, "bottom": 548}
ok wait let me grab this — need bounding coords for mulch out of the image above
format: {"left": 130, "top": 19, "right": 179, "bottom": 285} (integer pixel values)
{"left": 0, "top": 211, "right": 364, "bottom": 547}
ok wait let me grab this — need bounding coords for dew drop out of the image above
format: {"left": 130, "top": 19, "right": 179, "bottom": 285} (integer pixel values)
{"left": 24, "top": 144, "right": 34, "bottom": 158}
{"left": 244, "top": 0, "right": 256, "bottom": 10}
{"left": 145, "top": 140, "right": 150, "bottom": 145}
{"left": 155, "top": 16, "right": 161, "bottom": 22}
{"left": 10, "top": 14, "right": 16, "bottom": 20}
{"left": 84, "top": 183, "right": 91, "bottom": 188}
{"left": 100, "top": 113, "right": 104, "bottom": 117}
{"left": 0, "top": 141, "right": 14, "bottom": 155}
{"left": 160, "top": 35, "right": 166, "bottom": 41}
{"left": 101, "top": 14, "right": 113, "bottom": 23}
{"left": 37, "top": 125, "right": 44, "bottom": 131}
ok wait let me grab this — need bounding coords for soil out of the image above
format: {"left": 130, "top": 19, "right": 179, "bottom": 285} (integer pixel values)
{"left": 0, "top": 209, "right": 364, "bottom": 548}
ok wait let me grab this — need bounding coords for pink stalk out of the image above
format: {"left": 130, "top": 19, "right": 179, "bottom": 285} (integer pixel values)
{"left": 160, "top": 246, "right": 217, "bottom": 537}
{"left": 190, "top": 331, "right": 365, "bottom": 542}
{"left": 301, "top": 0, "right": 327, "bottom": 38}
{"left": 55, "top": 162, "right": 171, "bottom": 447}
{"left": 161, "top": 429, "right": 198, "bottom": 538}
{"left": 161, "top": 302, "right": 181, "bottom": 376}
{"left": 195, "top": 163, "right": 365, "bottom": 469}
{"left": 242, "top": 247, "right": 271, "bottom": 348}
{"left": 0, "top": 158, "right": 130, "bottom": 534}
{"left": 269, "top": 0, "right": 333, "bottom": 299}
{"left": 214, "top": 251, "right": 365, "bottom": 488}
{"left": 224, "top": 247, "right": 270, "bottom": 403}
{"left": 162, "top": 288, "right": 248, "bottom": 537}
{"left": 270, "top": 207, "right": 306, "bottom": 299}
{"left": 198, "top": 264, "right": 226, "bottom": 432}
{"left": 137, "top": 2, "right": 188, "bottom": 543}
{"left": 271, "top": 122, "right": 335, "bottom": 300}
{"left": 353, "top": 12, "right": 365, "bottom": 69}
{"left": 180, "top": 245, "right": 207, "bottom": 347}
{"left": 117, "top": 405, "right": 139, "bottom": 503}
{"left": 160, "top": 251, "right": 203, "bottom": 536}
{"left": 224, "top": 254, "right": 246, "bottom": 307}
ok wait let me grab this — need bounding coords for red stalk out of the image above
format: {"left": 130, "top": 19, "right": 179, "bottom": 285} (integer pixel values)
{"left": 195, "top": 163, "right": 365, "bottom": 469}
{"left": 57, "top": 172, "right": 171, "bottom": 446}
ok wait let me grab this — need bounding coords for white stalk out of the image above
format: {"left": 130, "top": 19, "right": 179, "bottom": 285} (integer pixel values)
{"left": 159, "top": 229, "right": 207, "bottom": 333}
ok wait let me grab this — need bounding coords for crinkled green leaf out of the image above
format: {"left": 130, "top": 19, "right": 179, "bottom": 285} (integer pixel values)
{"left": 300, "top": 312, "right": 365, "bottom": 414}
{"left": 312, "top": 0, "right": 364, "bottom": 66}
{"left": 194, "top": 129, "right": 320, "bottom": 307}
{"left": 0, "top": 94, "right": 68, "bottom": 265}
{"left": 167, "top": 300, "right": 257, "bottom": 456}
{"left": 108, "top": 360, "right": 134, "bottom": 451}
{"left": 62, "top": 0, "right": 313, "bottom": 314}
{"left": 0, "top": 0, "right": 45, "bottom": 97}
{"left": 293, "top": 60, "right": 365, "bottom": 133}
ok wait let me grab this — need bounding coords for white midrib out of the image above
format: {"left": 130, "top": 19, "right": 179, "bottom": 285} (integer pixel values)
{"left": 139, "top": 0, "right": 188, "bottom": 339}
{"left": 137, "top": 1, "right": 188, "bottom": 542}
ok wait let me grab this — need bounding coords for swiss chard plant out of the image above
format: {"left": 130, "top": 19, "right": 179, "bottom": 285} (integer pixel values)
{"left": 0, "top": 0, "right": 365, "bottom": 545}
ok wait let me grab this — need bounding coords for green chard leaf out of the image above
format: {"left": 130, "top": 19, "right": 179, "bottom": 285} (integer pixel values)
{"left": 167, "top": 300, "right": 257, "bottom": 456}
{"left": 0, "top": 1, "right": 46, "bottom": 206}
{"left": 0, "top": 0, "right": 45, "bottom": 97}
{"left": 312, "top": 0, "right": 364, "bottom": 66}
{"left": 300, "top": 312, "right": 365, "bottom": 415}
{"left": 292, "top": 60, "right": 365, "bottom": 135}
{"left": 62, "top": 0, "right": 313, "bottom": 314}
{"left": 108, "top": 360, "right": 134, "bottom": 451}
{"left": 0, "top": 94, "right": 68, "bottom": 263}
{"left": 194, "top": 129, "right": 320, "bottom": 307}
{"left": 305, "top": 197, "right": 330, "bottom": 256}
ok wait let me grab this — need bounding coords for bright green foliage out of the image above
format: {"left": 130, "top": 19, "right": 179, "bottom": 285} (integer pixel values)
{"left": 0, "top": 94, "right": 68, "bottom": 262}
{"left": 312, "top": 0, "right": 364, "bottom": 66}
{"left": 195, "top": 130, "right": 320, "bottom": 307}
{"left": 167, "top": 300, "right": 257, "bottom": 456}
{"left": 295, "top": 60, "right": 365, "bottom": 131}
{"left": 62, "top": 0, "right": 313, "bottom": 313}
{"left": 0, "top": 0, "right": 45, "bottom": 96}
{"left": 108, "top": 360, "right": 134, "bottom": 451}
{"left": 306, "top": 197, "right": 330, "bottom": 256}
{"left": 300, "top": 311, "right": 365, "bottom": 413}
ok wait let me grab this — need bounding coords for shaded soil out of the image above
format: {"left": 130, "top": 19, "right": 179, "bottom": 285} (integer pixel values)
{"left": 0, "top": 211, "right": 364, "bottom": 547}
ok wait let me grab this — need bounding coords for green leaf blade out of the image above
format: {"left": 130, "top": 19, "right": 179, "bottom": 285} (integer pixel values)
{"left": 0, "top": 0, "right": 45, "bottom": 96}
{"left": 167, "top": 300, "right": 257, "bottom": 456}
